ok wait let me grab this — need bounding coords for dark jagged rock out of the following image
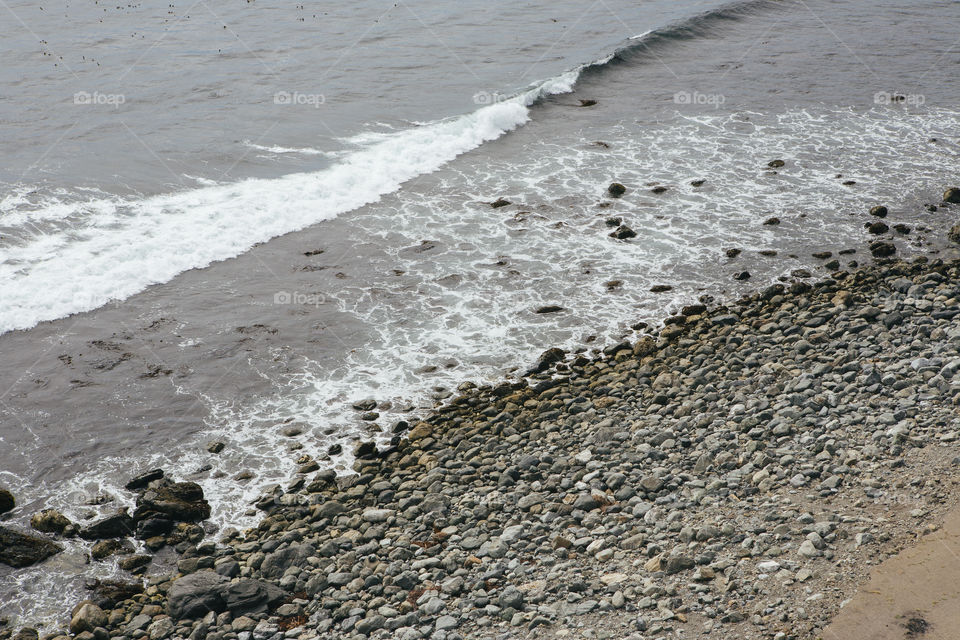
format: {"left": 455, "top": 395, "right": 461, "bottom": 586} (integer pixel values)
{"left": 90, "top": 538, "right": 133, "bottom": 560}
{"left": 528, "top": 348, "right": 566, "bottom": 375}
{"left": 534, "top": 305, "right": 564, "bottom": 314}
{"left": 607, "top": 183, "right": 626, "bottom": 197}
{"left": 690, "top": 179, "right": 706, "bottom": 187}
{"left": 124, "top": 469, "right": 164, "bottom": 491}
{"left": 869, "top": 205, "right": 888, "bottom": 218}
{"left": 943, "top": 188, "right": 960, "bottom": 204}
{"left": 134, "top": 482, "right": 210, "bottom": 524}
{"left": 870, "top": 241, "right": 896, "bottom": 257}
{"left": 354, "top": 441, "right": 377, "bottom": 458}
{"left": 608, "top": 225, "right": 636, "bottom": 240}
{"left": 867, "top": 221, "right": 889, "bottom": 234}
{"left": 260, "top": 543, "right": 315, "bottom": 580}
{"left": 166, "top": 570, "right": 287, "bottom": 620}
{"left": 725, "top": 248, "right": 742, "bottom": 258}
{"left": 734, "top": 271, "right": 751, "bottom": 281}
{"left": 135, "top": 515, "right": 173, "bottom": 539}
{"left": 490, "top": 198, "right": 511, "bottom": 208}
{"left": 85, "top": 579, "right": 144, "bottom": 610}
{"left": 650, "top": 186, "right": 668, "bottom": 194}
{"left": 79, "top": 509, "right": 134, "bottom": 540}
{"left": 767, "top": 159, "right": 785, "bottom": 168}
{"left": 0, "top": 526, "right": 62, "bottom": 567}
{"left": 763, "top": 217, "right": 780, "bottom": 226}
{"left": 0, "top": 488, "right": 13, "bottom": 515}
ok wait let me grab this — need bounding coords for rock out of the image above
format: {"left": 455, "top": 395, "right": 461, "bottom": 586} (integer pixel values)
{"left": 12, "top": 629, "right": 38, "bottom": 640}
{"left": 30, "top": 509, "right": 72, "bottom": 534}
{"left": 609, "top": 225, "right": 636, "bottom": 240}
{"left": 221, "top": 579, "right": 287, "bottom": 616}
{"left": 90, "top": 538, "right": 133, "bottom": 560}
{"left": 0, "top": 488, "right": 14, "bottom": 515}
{"left": 118, "top": 554, "right": 151, "bottom": 571}
{"left": 763, "top": 217, "right": 780, "bottom": 226}
{"left": 135, "top": 482, "right": 210, "bottom": 523}
{"left": 528, "top": 347, "right": 566, "bottom": 374}
{"left": 767, "top": 159, "right": 785, "bottom": 168}
{"left": 362, "top": 508, "right": 393, "bottom": 523}
{"left": 650, "top": 186, "right": 668, "bottom": 194}
{"left": 125, "top": 469, "right": 164, "bottom": 491}
{"left": 665, "top": 556, "right": 695, "bottom": 574}
{"left": 949, "top": 224, "right": 960, "bottom": 244}
{"left": 867, "top": 221, "right": 888, "bottom": 234}
{"left": 136, "top": 516, "right": 173, "bottom": 539}
{"left": 490, "top": 198, "right": 511, "bottom": 208}
{"left": 354, "top": 441, "right": 377, "bottom": 458}
{"left": 650, "top": 285, "right": 673, "bottom": 293}
{"left": 206, "top": 441, "right": 225, "bottom": 454}
{"left": 579, "top": 99, "right": 597, "bottom": 107}
{"left": 166, "top": 570, "right": 230, "bottom": 619}
{"left": 352, "top": 398, "right": 377, "bottom": 411}
{"left": 0, "top": 526, "right": 62, "bottom": 567}
{"left": 691, "top": 179, "right": 706, "bottom": 187}
{"left": 869, "top": 241, "right": 896, "bottom": 258}
{"left": 498, "top": 586, "right": 525, "bottom": 610}
{"left": 798, "top": 540, "right": 820, "bottom": 558}
{"left": 869, "top": 205, "right": 888, "bottom": 218}
{"left": 943, "top": 188, "right": 960, "bottom": 204}
{"left": 79, "top": 509, "right": 134, "bottom": 540}
{"left": 260, "top": 543, "right": 315, "bottom": 580}
{"left": 70, "top": 603, "right": 108, "bottom": 634}
{"left": 725, "top": 248, "right": 742, "bottom": 258}
{"left": 607, "top": 183, "right": 626, "bottom": 197}
{"left": 147, "top": 617, "right": 174, "bottom": 640}
{"left": 734, "top": 271, "right": 751, "bottom": 281}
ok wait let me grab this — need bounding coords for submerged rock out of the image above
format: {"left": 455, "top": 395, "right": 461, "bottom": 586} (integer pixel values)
{"left": 0, "top": 488, "right": 13, "bottom": 515}
{"left": 0, "top": 526, "right": 62, "bottom": 567}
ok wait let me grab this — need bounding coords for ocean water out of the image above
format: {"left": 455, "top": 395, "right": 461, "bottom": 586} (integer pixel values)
{"left": 2, "top": 0, "right": 959, "bottom": 628}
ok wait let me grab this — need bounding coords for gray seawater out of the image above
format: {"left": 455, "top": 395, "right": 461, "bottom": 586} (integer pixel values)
{"left": 2, "top": 0, "right": 959, "bottom": 628}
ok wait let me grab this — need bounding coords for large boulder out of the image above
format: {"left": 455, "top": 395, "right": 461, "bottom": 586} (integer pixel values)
{"left": 944, "top": 188, "right": 960, "bottom": 204}
{"left": 0, "top": 526, "right": 62, "bottom": 567}
{"left": 166, "top": 571, "right": 229, "bottom": 619}
{"left": 0, "top": 488, "right": 14, "bottom": 514}
{"left": 134, "top": 481, "right": 210, "bottom": 523}
{"left": 79, "top": 509, "right": 134, "bottom": 540}
{"left": 30, "top": 509, "right": 72, "bottom": 534}
{"left": 259, "top": 543, "right": 315, "bottom": 580}
{"left": 69, "top": 603, "right": 108, "bottom": 634}
{"left": 166, "top": 570, "right": 287, "bottom": 620}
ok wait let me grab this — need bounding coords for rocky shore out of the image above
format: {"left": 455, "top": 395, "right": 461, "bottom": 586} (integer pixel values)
{"left": 5, "top": 200, "right": 960, "bottom": 640}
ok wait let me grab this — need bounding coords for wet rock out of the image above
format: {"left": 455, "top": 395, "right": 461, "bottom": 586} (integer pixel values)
{"left": 604, "top": 217, "right": 622, "bottom": 227}
{"left": 949, "top": 224, "right": 960, "bottom": 244}
{"left": 725, "top": 248, "right": 741, "bottom": 258}
{"left": 354, "top": 441, "right": 377, "bottom": 458}
{"left": 90, "top": 539, "right": 133, "bottom": 560}
{"left": 206, "top": 441, "right": 225, "bottom": 454}
{"left": 609, "top": 225, "right": 636, "bottom": 240}
{"left": 30, "top": 509, "right": 72, "bottom": 535}
{"left": 79, "top": 509, "right": 134, "bottom": 540}
{"left": 650, "top": 285, "right": 673, "bottom": 293}
{"left": 534, "top": 305, "right": 564, "bottom": 314}
{"left": 260, "top": 543, "right": 315, "bottom": 580}
{"left": 650, "top": 186, "right": 668, "bottom": 194}
{"left": 869, "top": 205, "right": 888, "bottom": 218}
{"left": 490, "top": 198, "right": 511, "bottom": 208}
{"left": 352, "top": 398, "right": 377, "bottom": 411}
{"left": 893, "top": 224, "right": 911, "bottom": 235}
{"left": 943, "top": 188, "right": 960, "bottom": 204}
{"left": 0, "top": 526, "right": 62, "bottom": 567}
{"left": 733, "top": 271, "right": 751, "bottom": 281}
{"left": 12, "top": 629, "right": 38, "bottom": 640}
{"left": 869, "top": 241, "right": 896, "bottom": 258}
{"left": 135, "top": 516, "right": 173, "bottom": 540}
{"left": 125, "top": 469, "right": 164, "bottom": 491}
{"left": 70, "top": 603, "right": 108, "bottom": 634}
{"left": 812, "top": 251, "right": 832, "bottom": 259}
{"left": 690, "top": 179, "right": 706, "bottom": 187}
{"left": 134, "top": 482, "right": 210, "bottom": 524}
{"left": 166, "top": 570, "right": 230, "bottom": 619}
{"left": 579, "top": 99, "right": 597, "bottom": 107}
{"left": 528, "top": 347, "right": 566, "bottom": 375}
{"left": 607, "top": 183, "right": 626, "bottom": 197}
{"left": 0, "top": 489, "right": 13, "bottom": 515}
{"left": 767, "top": 159, "right": 785, "bottom": 168}
{"left": 763, "top": 217, "right": 780, "bottom": 226}
{"left": 221, "top": 579, "right": 287, "bottom": 617}
{"left": 118, "top": 554, "right": 151, "bottom": 572}
{"left": 867, "top": 221, "right": 889, "bottom": 234}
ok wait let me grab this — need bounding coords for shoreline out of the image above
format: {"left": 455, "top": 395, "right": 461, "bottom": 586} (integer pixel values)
{"left": 4, "top": 202, "right": 960, "bottom": 640}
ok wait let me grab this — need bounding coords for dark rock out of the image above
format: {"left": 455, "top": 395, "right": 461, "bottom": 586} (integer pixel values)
{"left": 893, "top": 224, "right": 911, "bottom": 235}
{"left": 124, "top": 469, "right": 164, "bottom": 491}
{"left": 691, "top": 179, "right": 706, "bottom": 187}
{"left": 812, "top": 252, "right": 832, "bottom": 260}
{"left": 13, "top": 629, "right": 38, "bottom": 640}
{"left": 943, "top": 188, "right": 960, "bottom": 204}
{"left": 733, "top": 271, "right": 751, "bottom": 281}
{"left": 605, "top": 279, "right": 623, "bottom": 291}
{"left": 134, "top": 482, "right": 210, "bottom": 524}
{"left": 528, "top": 348, "right": 566, "bottom": 375}
{"left": 607, "top": 183, "right": 626, "bottom": 197}
{"left": 260, "top": 543, "right": 315, "bottom": 580}
{"left": 650, "top": 186, "right": 668, "bottom": 194}
{"left": 869, "top": 241, "right": 896, "bottom": 258}
{"left": 352, "top": 398, "right": 377, "bottom": 411}
{"left": 490, "top": 198, "right": 511, "bottom": 208}
{"left": 118, "top": 554, "right": 151, "bottom": 571}
{"left": 867, "top": 221, "right": 889, "bottom": 234}
{"left": 579, "top": 99, "right": 597, "bottom": 107}
{"left": 763, "top": 217, "right": 780, "bottom": 226}
{"left": 0, "top": 526, "right": 62, "bottom": 567}
{"left": 136, "top": 516, "right": 173, "bottom": 539}
{"left": 167, "top": 571, "right": 229, "bottom": 619}
{"left": 767, "top": 159, "right": 785, "bottom": 168}
{"left": 604, "top": 217, "right": 622, "bottom": 227}
{"left": 609, "top": 225, "right": 636, "bottom": 240}
{"left": 206, "top": 441, "right": 225, "bottom": 454}
{"left": 869, "top": 205, "right": 888, "bottom": 218}
{"left": 725, "top": 248, "right": 741, "bottom": 258}
{"left": 30, "top": 509, "right": 72, "bottom": 534}
{"left": 354, "top": 441, "right": 377, "bottom": 458}
{"left": 665, "top": 555, "right": 695, "bottom": 574}
{"left": 79, "top": 509, "right": 134, "bottom": 540}
{"left": 650, "top": 285, "right": 673, "bottom": 293}
{"left": 327, "top": 443, "right": 342, "bottom": 455}
{"left": 949, "top": 224, "right": 960, "bottom": 244}
{"left": 534, "top": 305, "right": 564, "bottom": 314}
{"left": 221, "top": 579, "right": 287, "bottom": 617}
{"left": 681, "top": 304, "right": 707, "bottom": 316}
{"left": 90, "top": 539, "right": 132, "bottom": 560}
{"left": 0, "top": 489, "right": 13, "bottom": 515}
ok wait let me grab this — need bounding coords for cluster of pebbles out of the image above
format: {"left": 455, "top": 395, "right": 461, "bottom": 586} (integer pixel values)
{"left": 5, "top": 199, "right": 960, "bottom": 640}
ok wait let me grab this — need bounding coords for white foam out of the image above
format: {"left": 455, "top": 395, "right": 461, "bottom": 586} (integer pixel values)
{"left": 240, "top": 141, "right": 332, "bottom": 156}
